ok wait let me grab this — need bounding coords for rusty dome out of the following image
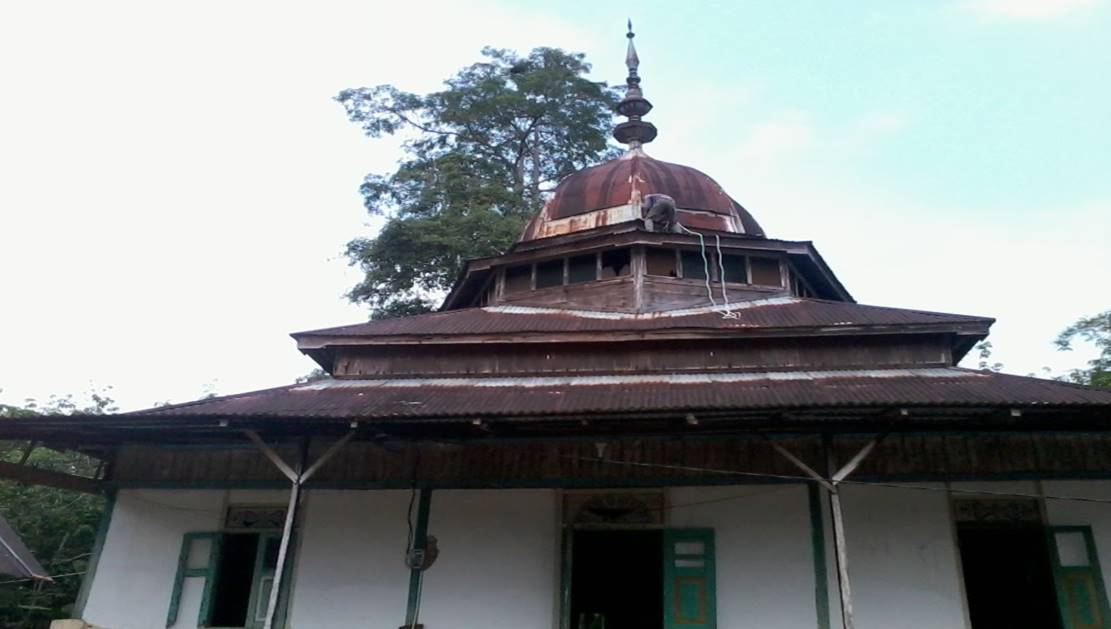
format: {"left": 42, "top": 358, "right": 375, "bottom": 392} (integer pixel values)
{"left": 519, "top": 150, "right": 765, "bottom": 242}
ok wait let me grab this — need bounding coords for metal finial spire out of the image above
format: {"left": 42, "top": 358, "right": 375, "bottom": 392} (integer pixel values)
{"left": 614, "top": 20, "right": 657, "bottom": 148}
{"left": 626, "top": 20, "right": 639, "bottom": 74}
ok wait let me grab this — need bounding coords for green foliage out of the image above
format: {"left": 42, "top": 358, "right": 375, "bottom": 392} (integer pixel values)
{"left": 337, "top": 46, "right": 620, "bottom": 317}
{"left": 974, "top": 341, "right": 1003, "bottom": 372}
{"left": 294, "top": 368, "right": 331, "bottom": 384}
{"left": 1055, "top": 310, "right": 1111, "bottom": 388}
{"left": 0, "top": 391, "right": 111, "bottom": 629}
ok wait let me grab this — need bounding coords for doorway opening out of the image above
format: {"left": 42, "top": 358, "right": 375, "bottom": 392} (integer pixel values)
{"left": 957, "top": 524, "right": 1062, "bottom": 629}
{"left": 571, "top": 530, "right": 663, "bottom": 629}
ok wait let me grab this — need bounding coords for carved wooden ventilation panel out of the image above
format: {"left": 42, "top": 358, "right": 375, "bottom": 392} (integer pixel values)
{"left": 563, "top": 491, "right": 665, "bottom": 526}
{"left": 952, "top": 498, "right": 1041, "bottom": 523}
{"left": 225, "top": 506, "right": 287, "bottom": 530}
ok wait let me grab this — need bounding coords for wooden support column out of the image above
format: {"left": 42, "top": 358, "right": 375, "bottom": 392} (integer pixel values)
{"left": 771, "top": 435, "right": 883, "bottom": 629}
{"left": 245, "top": 430, "right": 355, "bottom": 629}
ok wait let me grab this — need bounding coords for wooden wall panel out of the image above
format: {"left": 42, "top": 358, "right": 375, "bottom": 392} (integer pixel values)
{"left": 334, "top": 335, "right": 952, "bottom": 377}
{"left": 112, "top": 434, "right": 1111, "bottom": 487}
{"left": 641, "top": 276, "right": 786, "bottom": 312}
{"left": 499, "top": 277, "right": 637, "bottom": 311}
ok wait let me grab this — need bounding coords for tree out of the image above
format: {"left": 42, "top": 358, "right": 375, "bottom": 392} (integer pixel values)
{"left": 0, "top": 390, "right": 113, "bottom": 629}
{"left": 1055, "top": 309, "right": 1111, "bottom": 388}
{"left": 974, "top": 341, "right": 1003, "bottom": 372}
{"left": 336, "top": 47, "right": 620, "bottom": 317}
{"left": 295, "top": 368, "right": 330, "bottom": 384}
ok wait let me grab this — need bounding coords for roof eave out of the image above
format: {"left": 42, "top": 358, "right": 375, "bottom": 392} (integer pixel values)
{"left": 293, "top": 320, "right": 994, "bottom": 351}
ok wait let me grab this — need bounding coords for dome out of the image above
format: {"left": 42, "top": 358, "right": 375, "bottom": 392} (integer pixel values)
{"left": 519, "top": 150, "right": 765, "bottom": 242}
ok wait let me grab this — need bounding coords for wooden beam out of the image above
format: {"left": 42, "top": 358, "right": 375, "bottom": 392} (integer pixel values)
{"left": 768, "top": 441, "right": 834, "bottom": 491}
{"left": 243, "top": 431, "right": 298, "bottom": 483}
{"left": 301, "top": 431, "right": 356, "bottom": 483}
{"left": 0, "top": 460, "right": 101, "bottom": 494}
{"left": 831, "top": 436, "right": 883, "bottom": 484}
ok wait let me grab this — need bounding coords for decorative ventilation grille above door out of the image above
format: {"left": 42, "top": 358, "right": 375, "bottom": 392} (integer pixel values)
{"left": 563, "top": 491, "right": 666, "bottom": 526}
{"left": 953, "top": 498, "right": 1041, "bottom": 523}
{"left": 225, "top": 506, "right": 287, "bottom": 530}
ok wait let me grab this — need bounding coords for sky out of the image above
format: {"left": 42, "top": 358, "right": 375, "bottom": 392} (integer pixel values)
{"left": 0, "top": 0, "right": 1108, "bottom": 410}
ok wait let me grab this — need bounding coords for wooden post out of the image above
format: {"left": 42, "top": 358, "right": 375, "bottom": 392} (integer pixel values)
{"left": 263, "top": 478, "right": 301, "bottom": 629}
{"left": 245, "top": 431, "right": 355, "bottom": 629}
{"left": 831, "top": 442, "right": 853, "bottom": 629}
{"left": 827, "top": 486, "right": 855, "bottom": 629}
{"left": 771, "top": 435, "right": 881, "bottom": 629}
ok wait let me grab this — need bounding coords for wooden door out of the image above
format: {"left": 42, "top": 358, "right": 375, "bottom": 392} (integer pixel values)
{"left": 663, "top": 529, "right": 716, "bottom": 629}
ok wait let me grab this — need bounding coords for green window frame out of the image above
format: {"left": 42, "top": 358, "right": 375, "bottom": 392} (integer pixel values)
{"left": 1049, "top": 526, "right": 1111, "bottom": 629}
{"left": 167, "top": 531, "right": 283, "bottom": 629}
{"left": 167, "top": 532, "right": 221, "bottom": 627}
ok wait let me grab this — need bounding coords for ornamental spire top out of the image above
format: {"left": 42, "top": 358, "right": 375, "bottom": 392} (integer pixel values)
{"left": 614, "top": 20, "right": 658, "bottom": 148}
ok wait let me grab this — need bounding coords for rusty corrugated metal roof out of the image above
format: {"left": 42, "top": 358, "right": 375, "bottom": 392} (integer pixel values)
{"left": 0, "top": 515, "right": 48, "bottom": 580}
{"left": 131, "top": 368, "right": 1111, "bottom": 421}
{"left": 520, "top": 150, "right": 765, "bottom": 241}
{"left": 293, "top": 298, "right": 993, "bottom": 342}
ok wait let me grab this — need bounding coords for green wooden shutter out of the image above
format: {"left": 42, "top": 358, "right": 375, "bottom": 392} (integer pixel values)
{"left": 1049, "top": 526, "right": 1111, "bottom": 629}
{"left": 663, "top": 529, "right": 716, "bottom": 629}
{"left": 245, "top": 533, "right": 282, "bottom": 629}
{"left": 167, "top": 532, "right": 222, "bottom": 627}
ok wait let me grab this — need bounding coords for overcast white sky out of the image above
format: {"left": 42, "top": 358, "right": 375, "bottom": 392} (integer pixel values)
{"left": 1, "top": 1, "right": 1108, "bottom": 410}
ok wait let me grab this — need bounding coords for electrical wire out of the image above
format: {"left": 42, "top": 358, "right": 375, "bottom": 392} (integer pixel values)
{"left": 564, "top": 455, "right": 1111, "bottom": 507}
{"left": 676, "top": 225, "right": 717, "bottom": 308}
{"left": 676, "top": 224, "right": 738, "bottom": 319}
{"left": 712, "top": 234, "right": 737, "bottom": 318}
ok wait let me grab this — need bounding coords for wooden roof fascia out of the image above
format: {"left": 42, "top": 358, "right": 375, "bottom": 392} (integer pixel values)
{"left": 293, "top": 320, "right": 993, "bottom": 350}
{"left": 785, "top": 245, "right": 853, "bottom": 303}
{"left": 6, "top": 406, "right": 1111, "bottom": 451}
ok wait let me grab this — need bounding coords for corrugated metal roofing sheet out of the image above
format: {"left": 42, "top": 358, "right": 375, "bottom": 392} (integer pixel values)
{"left": 0, "top": 515, "right": 48, "bottom": 580}
{"left": 136, "top": 368, "right": 1111, "bottom": 421}
{"left": 293, "top": 298, "right": 992, "bottom": 341}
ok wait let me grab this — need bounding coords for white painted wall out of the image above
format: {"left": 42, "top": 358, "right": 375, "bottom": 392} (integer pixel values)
{"left": 86, "top": 481, "right": 1111, "bottom": 629}
{"left": 1044, "top": 479, "right": 1111, "bottom": 600}
{"left": 286, "top": 490, "right": 412, "bottom": 628}
{"left": 83, "top": 489, "right": 221, "bottom": 629}
{"left": 417, "top": 489, "right": 558, "bottom": 629}
{"left": 83, "top": 489, "right": 288, "bottom": 629}
{"left": 835, "top": 484, "right": 969, "bottom": 629}
{"left": 670, "top": 484, "right": 817, "bottom": 629}
{"left": 290, "top": 489, "right": 559, "bottom": 629}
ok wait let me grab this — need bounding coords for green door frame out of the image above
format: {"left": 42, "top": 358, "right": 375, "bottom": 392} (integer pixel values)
{"left": 560, "top": 527, "right": 716, "bottom": 629}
